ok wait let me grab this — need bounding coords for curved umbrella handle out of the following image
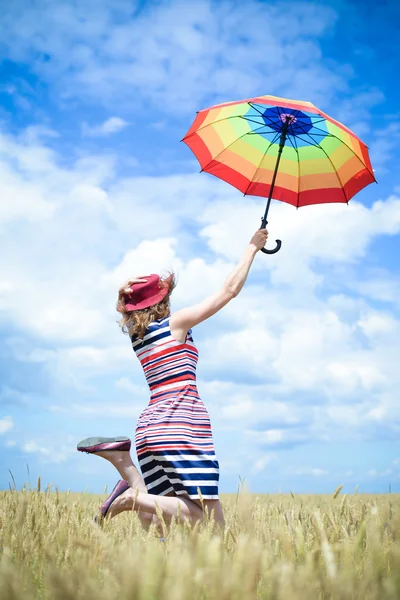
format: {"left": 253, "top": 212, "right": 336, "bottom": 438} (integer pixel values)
{"left": 259, "top": 218, "right": 282, "bottom": 255}
{"left": 261, "top": 240, "right": 282, "bottom": 255}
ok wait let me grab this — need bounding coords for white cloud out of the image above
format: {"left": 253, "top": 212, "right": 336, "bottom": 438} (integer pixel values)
{"left": 326, "top": 405, "right": 364, "bottom": 428}
{"left": 0, "top": 160, "right": 55, "bottom": 224}
{"left": 250, "top": 429, "right": 284, "bottom": 445}
{"left": 357, "top": 311, "right": 399, "bottom": 337}
{"left": 115, "top": 377, "right": 142, "bottom": 393}
{"left": 369, "top": 122, "right": 400, "bottom": 173}
{"left": 0, "top": 129, "right": 116, "bottom": 228}
{"left": 0, "top": 0, "right": 380, "bottom": 126}
{"left": 0, "top": 387, "right": 34, "bottom": 406}
{"left": 23, "top": 441, "right": 51, "bottom": 456}
{"left": 366, "top": 468, "right": 393, "bottom": 478}
{"left": 292, "top": 467, "right": 328, "bottom": 477}
{"left": 108, "top": 238, "right": 181, "bottom": 287}
{"left": 197, "top": 289, "right": 397, "bottom": 402}
{"left": 220, "top": 395, "right": 254, "bottom": 420}
{"left": 0, "top": 416, "right": 13, "bottom": 434}
{"left": 69, "top": 402, "right": 143, "bottom": 419}
{"left": 252, "top": 453, "right": 277, "bottom": 474}
{"left": 201, "top": 327, "right": 278, "bottom": 378}
{"left": 69, "top": 183, "right": 114, "bottom": 212}
{"left": 352, "top": 275, "right": 400, "bottom": 305}
{"left": 22, "top": 440, "right": 72, "bottom": 463}
{"left": 199, "top": 195, "right": 400, "bottom": 281}
{"left": 82, "top": 117, "right": 128, "bottom": 137}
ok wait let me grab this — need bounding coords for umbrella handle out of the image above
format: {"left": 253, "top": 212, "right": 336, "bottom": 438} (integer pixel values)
{"left": 260, "top": 218, "right": 282, "bottom": 255}
{"left": 261, "top": 240, "right": 282, "bottom": 254}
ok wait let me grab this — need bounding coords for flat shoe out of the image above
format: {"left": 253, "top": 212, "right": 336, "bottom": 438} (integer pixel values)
{"left": 95, "top": 479, "right": 130, "bottom": 524}
{"left": 77, "top": 436, "right": 131, "bottom": 453}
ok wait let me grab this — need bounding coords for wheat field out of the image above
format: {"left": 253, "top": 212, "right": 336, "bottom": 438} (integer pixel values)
{"left": 1, "top": 483, "right": 399, "bottom": 599}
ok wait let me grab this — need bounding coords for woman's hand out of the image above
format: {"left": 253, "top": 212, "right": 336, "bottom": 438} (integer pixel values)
{"left": 118, "top": 277, "right": 148, "bottom": 297}
{"left": 249, "top": 228, "right": 269, "bottom": 251}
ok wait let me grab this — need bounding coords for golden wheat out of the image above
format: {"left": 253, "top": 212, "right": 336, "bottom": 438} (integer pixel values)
{"left": 0, "top": 486, "right": 399, "bottom": 599}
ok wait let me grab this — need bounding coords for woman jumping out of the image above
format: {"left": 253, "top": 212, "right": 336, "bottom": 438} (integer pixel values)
{"left": 77, "top": 227, "right": 268, "bottom": 529}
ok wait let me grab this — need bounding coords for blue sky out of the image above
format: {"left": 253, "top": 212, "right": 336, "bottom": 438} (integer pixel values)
{"left": 1, "top": 0, "right": 400, "bottom": 495}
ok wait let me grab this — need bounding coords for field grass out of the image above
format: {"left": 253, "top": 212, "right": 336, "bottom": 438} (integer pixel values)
{"left": 1, "top": 483, "right": 400, "bottom": 599}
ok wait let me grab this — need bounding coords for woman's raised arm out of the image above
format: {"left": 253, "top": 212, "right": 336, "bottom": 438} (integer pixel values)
{"left": 170, "top": 228, "right": 268, "bottom": 340}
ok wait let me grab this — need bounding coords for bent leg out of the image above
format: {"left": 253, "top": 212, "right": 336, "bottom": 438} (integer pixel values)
{"left": 108, "top": 487, "right": 204, "bottom": 525}
{"left": 137, "top": 510, "right": 162, "bottom": 533}
{"left": 94, "top": 451, "right": 224, "bottom": 529}
{"left": 93, "top": 450, "right": 147, "bottom": 491}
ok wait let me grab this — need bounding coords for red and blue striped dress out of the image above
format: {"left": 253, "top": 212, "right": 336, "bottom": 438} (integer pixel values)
{"left": 132, "top": 317, "right": 219, "bottom": 500}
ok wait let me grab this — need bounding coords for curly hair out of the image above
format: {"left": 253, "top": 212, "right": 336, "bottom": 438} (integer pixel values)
{"left": 117, "top": 274, "right": 176, "bottom": 340}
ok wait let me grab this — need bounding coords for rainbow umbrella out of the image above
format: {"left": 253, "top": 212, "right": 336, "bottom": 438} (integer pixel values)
{"left": 183, "top": 95, "right": 375, "bottom": 254}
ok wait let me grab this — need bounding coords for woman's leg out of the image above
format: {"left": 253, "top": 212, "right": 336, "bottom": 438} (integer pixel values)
{"left": 136, "top": 510, "right": 162, "bottom": 532}
{"left": 107, "top": 486, "right": 204, "bottom": 525}
{"left": 94, "top": 449, "right": 224, "bottom": 529}
{"left": 91, "top": 450, "right": 201, "bottom": 525}
{"left": 92, "top": 449, "right": 147, "bottom": 491}
{"left": 108, "top": 487, "right": 225, "bottom": 531}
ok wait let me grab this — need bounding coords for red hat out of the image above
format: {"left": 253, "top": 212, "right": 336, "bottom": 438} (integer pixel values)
{"left": 124, "top": 274, "right": 173, "bottom": 311}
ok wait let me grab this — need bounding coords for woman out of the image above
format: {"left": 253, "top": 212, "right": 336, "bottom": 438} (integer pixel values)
{"left": 77, "top": 227, "right": 268, "bottom": 529}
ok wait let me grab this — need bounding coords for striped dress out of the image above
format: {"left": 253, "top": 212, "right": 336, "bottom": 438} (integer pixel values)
{"left": 132, "top": 316, "right": 219, "bottom": 500}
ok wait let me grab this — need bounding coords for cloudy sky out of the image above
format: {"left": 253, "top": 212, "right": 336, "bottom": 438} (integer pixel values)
{"left": 1, "top": 0, "right": 399, "bottom": 494}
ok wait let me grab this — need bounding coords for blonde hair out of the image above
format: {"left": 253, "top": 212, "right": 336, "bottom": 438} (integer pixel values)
{"left": 117, "top": 274, "right": 176, "bottom": 339}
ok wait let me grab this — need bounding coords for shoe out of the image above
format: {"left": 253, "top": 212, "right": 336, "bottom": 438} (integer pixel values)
{"left": 77, "top": 436, "right": 131, "bottom": 453}
{"left": 95, "top": 479, "right": 130, "bottom": 524}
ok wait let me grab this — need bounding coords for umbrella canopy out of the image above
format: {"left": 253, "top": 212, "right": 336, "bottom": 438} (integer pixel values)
{"left": 183, "top": 94, "right": 375, "bottom": 208}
